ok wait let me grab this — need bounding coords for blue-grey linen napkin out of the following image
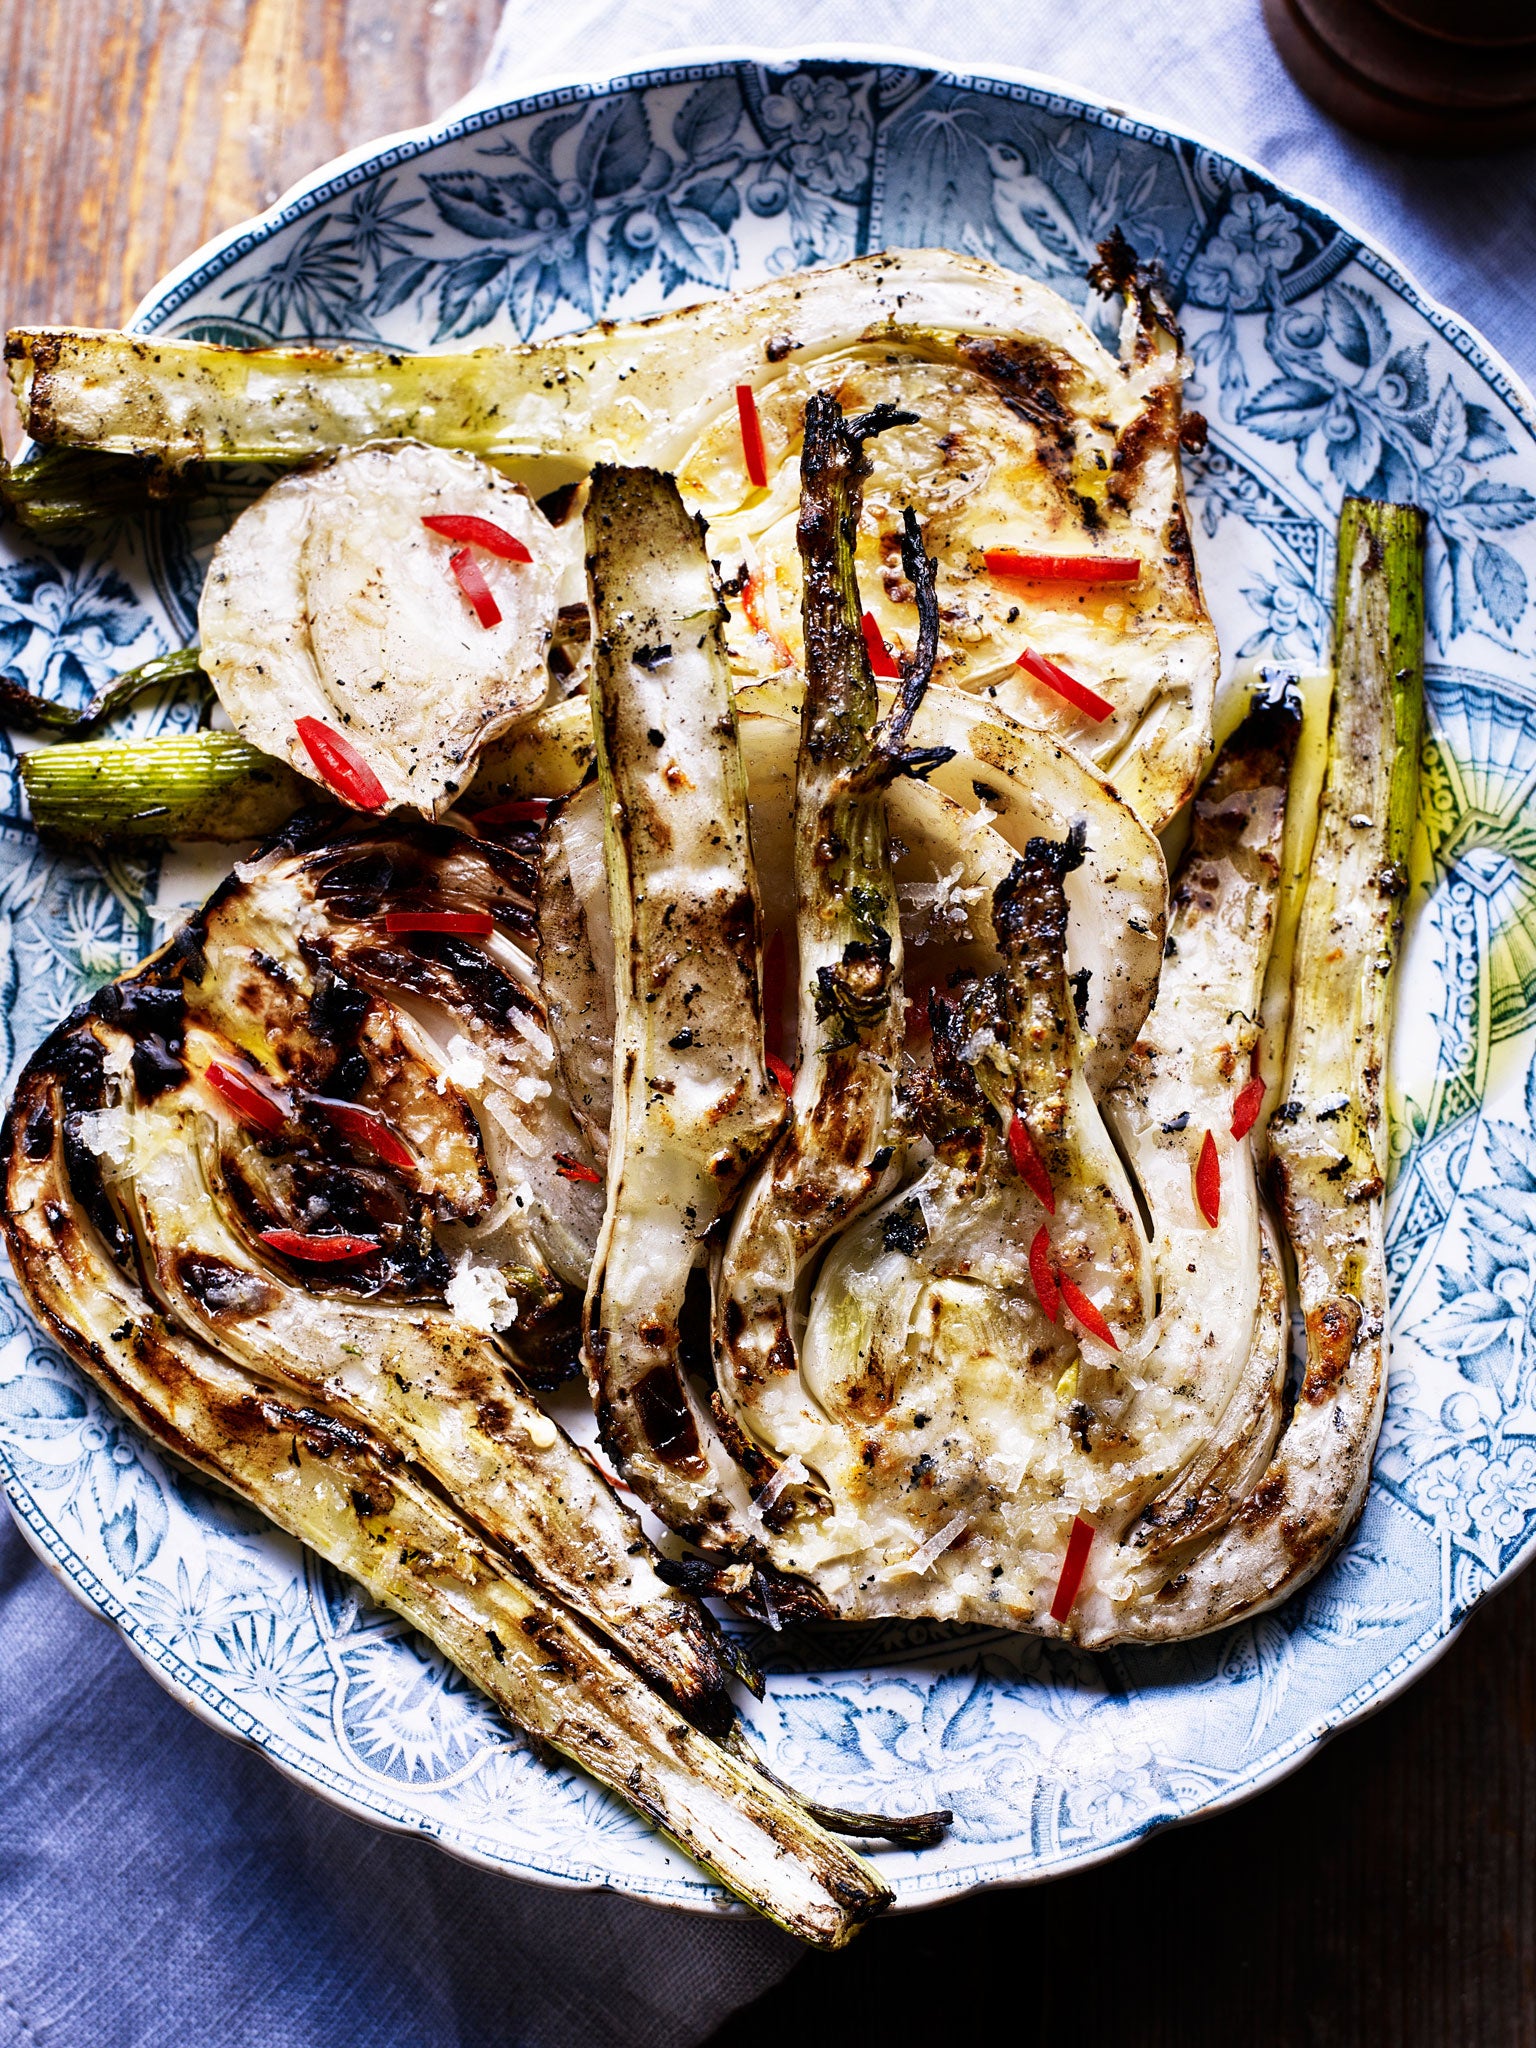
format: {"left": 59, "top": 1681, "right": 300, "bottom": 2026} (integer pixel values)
{"left": 4, "top": 5, "right": 1534, "bottom": 2045}
{"left": 0, "top": 1514, "right": 792, "bottom": 2048}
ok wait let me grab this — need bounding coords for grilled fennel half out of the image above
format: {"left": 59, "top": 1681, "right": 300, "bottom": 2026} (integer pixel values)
{"left": 1100, "top": 498, "right": 1426, "bottom": 1638}
{"left": 580, "top": 464, "right": 794, "bottom": 1572}
{"left": 9, "top": 246, "right": 1217, "bottom": 830}
{"left": 0, "top": 824, "right": 914, "bottom": 1944}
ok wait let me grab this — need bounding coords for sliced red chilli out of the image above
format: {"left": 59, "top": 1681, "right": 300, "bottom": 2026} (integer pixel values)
{"left": 449, "top": 546, "right": 502, "bottom": 628}
{"left": 986, "top": 549, "right": 1140, "bottom": 585}
{"left": 1058, "top": 1276, "right": 1118, "bottom": 1351}
{"left": 861, "top": 610, "right": 900, "bottom": 679}
{"left": 204, "top": 1061, "right": 286, "bottom": 1138}
{"left": 258, "top": 1229, "right": 379, "bottom": 1262}
{"left": 383, "top": 910, "right": 495, "bottom": 936}
{"left": 472, "top": 795, "right": 555, "bottom": 828}
{"left": 421, "top": 513, "right": 532, "bottom": 562}
{"left": 1029, "top": 1225, "right": 1060, "bottom": 1324}
{"left": 1050, "top": 1514, "right": 1096, "bottom": 1623}
{"left": 1195, "top": 1128, "right": 1221, "bottom": 1226}
{"left": 294, "top": 716, "right": 389, "bottom": 811}
{"left": 1006, "top": 1111, "right": 1056, "bottom": 1214}
{"left": 316, "top": 1100, "right": 415, "bottom": 1171}
{"left": 735, "top": 383, "right": 768, "bottom": 488}
{"left": 1230, "top": 1074, "right": 1266, "bottom": 1141}
{"left": 1016, "top": 648, "right": 1114, "bottom": 725}
{"left": 554, "top": 1152, "right": 603, "bottom": 1185}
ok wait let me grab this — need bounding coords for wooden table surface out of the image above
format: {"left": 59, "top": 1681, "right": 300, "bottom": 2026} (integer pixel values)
{"left": 5, "top": 6, "right": 1535, "bottom": 2043}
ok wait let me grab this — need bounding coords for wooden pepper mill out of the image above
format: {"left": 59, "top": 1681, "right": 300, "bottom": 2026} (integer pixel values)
{"left": 1264, "top": 0, "right": 1536, "bottom": 150}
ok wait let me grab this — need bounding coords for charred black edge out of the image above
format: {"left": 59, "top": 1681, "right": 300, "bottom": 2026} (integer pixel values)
{"left": 1087, "top": 227, "right": 1183, "bottom": 350}
{"left": 991, "top": 821, "right": 1088, "bottom": 958}
{"left": 1194, "top": 676, "right": 1304, "bottom": 824}
{"left": 797, "top": 390, "right": 916, "bottom": 772}
{"left": 724, "top": 1728, "right": 951, "bottom": 1849}
{"left": 1, "top": 834, "right": 751, "bottom": 1732}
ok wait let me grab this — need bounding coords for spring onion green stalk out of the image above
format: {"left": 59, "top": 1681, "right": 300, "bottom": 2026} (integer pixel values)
{"left": 20, "top": 729, "right": 309, "bottom": 841}
{"left": 0, "top": 646, "right": 208, "bottom": 738}
{"left": 1270, "top": 498, "right": 1424, "bottom": 1419}
{"left": 0, "top": 443, "right": 200, "bottom": 534}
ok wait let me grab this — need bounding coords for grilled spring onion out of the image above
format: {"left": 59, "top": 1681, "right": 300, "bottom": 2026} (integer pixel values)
{"left": 1, "top": 645, "right": 209, "bottom": 739}
{"left": 1, "top": 1049, "right": 891, "bottom": 1945}
{"left": 1105, "top": 495, "right": 1426, "bottom": 1639}
{"left": 0, "top": 442, "right": 203, "bottom": 535}
{"left": 20, "top": 728, "right": 310, "bottom": 842}
{"left": 12, "top": 673, "right": 592, "bottom": 846}
{"left": 7, "top": 253, "right": 1169, "bottom": 475}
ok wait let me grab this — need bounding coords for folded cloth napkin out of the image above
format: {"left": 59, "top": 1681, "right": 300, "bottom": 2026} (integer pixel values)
{"left": 0, "top": 1515, "right": 794, "bottom": 2047}
{"left": 5, "top": 7, "right": 1532, "bottom": 2047}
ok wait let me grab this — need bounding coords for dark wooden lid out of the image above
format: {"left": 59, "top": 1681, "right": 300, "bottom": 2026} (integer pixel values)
{"left": 1265, "top": 0, "right": 1536, "bottom": 148}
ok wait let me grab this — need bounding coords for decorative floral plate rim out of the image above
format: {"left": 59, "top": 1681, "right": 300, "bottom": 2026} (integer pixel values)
{"left": 5, "top": 42, "right": 1536, "bottom": 1918}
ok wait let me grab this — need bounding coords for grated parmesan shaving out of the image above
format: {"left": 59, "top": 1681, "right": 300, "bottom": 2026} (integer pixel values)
{"left": 755, "top": 1453, "right": 808, "bottom": 1514}
{"left": 877, "top": 1511, "right": 969, "bottom": 1581}
{"left": 435, "top": 1033, "right": 486, "bottom": 1094}
{"left": 444, "top": 1251, "right": 518, "bottom": 1334}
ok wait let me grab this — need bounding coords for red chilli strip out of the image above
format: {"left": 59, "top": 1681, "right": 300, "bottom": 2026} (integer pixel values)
{"left": 318, "top": 1101, "right": 414, "bottom": 1172}
{"left": 1006, "top": 1112, "right": 1056, "bottom": 1215}
{"left": 986, "top": 548, "right": 1141, "bottom": 585}
{"left": 554, "top": 1152, "right": 603, "bottom": 1185}
{"left": 205, "top": 1062, "right": 286, "bottom": 1138}
{"left": 294, "top": 716, "right": 388, "bottom": 812}
{"left": 1058, "top": 1276, "right": 1118, "bottom": 1351}
{"left": 735, "top": 383, "right": 769, "bottom": 488}
{"left": 472, "top": 796, "right": 555, "bottom": 828}
{"left": 450, "top": 546, "right": 503, "bottom": 629}
{"left": 1016, "top": 648, "right": 1115, "bottom": 725}
{"left": 1029, "top": 1226, "right": 1060, "bottom": 1324}
{"left": 421, "top": 514, "right": 532, "bottom": 562}
{"left": 1195, "top": 1128, "right": 1221, "bottom": 1227}
{"left": 861, "top": 610, "right": 901, "bottom": 679}
{"left": 767, "top": 1055, "right": 796, "bottom": 1097}
{"left": 384, "top": 910, "right": 495, "bottom": 936}
{"left": 1230, "top": 1075, "right": 1267, "bottom": 1142}
{"left": 259, "top": 1230, "right": 379, "bottom": 1263}
{"left": 1050, "top": 1514, "right": 1096, "bottom": 1625}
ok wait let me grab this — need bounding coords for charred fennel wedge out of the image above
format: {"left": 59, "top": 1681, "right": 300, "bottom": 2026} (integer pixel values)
{"left": 1, "top": 1038, "right": 892, "bottom": 1943}
{"left": 778, "top": 825, "right": 1154, "bottom": 1622}
{"left": 1097, "top": 497, "right": 1425, "bottom": 1640}
{"left": 713, "top": 393, "right": 948, "bottom": 1514}
{"left": 9, "top": 247, "right": 1217, "bottom": 830}
{"left": 1058, "top": 685, "right": 1301, "bottom": 1638}
{"left": 581, "top": 465, "right": 790, "bottom": 1565}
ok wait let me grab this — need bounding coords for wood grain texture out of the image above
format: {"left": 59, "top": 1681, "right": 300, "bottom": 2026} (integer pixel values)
{"left": 0, "top": 0, "right": 502, "bottom": 451}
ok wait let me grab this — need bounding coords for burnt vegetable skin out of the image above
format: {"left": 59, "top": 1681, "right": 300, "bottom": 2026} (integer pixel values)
{"left": 581, "top": 466, "right": 790, "bottom": 1562}
{"left": 0, "top": 1045, "right": 893, "bottom": 1945}
{"left": 714, "top": 393, "right": 950, "bottom": 1502}
{"left": 1109, "top": 496, "right": 1425, "bottom": 1636}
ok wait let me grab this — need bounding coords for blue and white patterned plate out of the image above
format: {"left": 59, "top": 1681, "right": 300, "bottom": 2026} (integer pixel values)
{"left": 4, "top": 46, "right": 1536, "bottom": 1916}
